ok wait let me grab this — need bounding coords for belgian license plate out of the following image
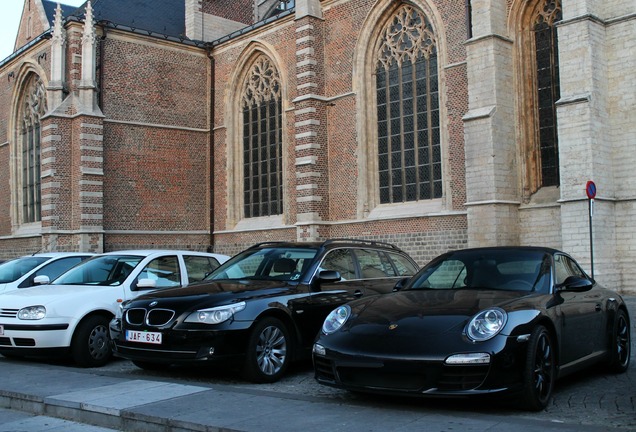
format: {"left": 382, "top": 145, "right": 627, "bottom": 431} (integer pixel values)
{"left": 126, "top": 330, "right": 162, "bottom": 344}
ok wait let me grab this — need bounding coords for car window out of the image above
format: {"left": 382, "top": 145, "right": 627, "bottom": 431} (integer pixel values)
{"left": 138, "top": 256, "right": 181, "bottom": 288}
{"left": 420, "top": 259, "right": 468, "bottom": 289}
{"left": 184, "top": 255, "right": 221, "bottom": 283}
{"left": 320, "top": 249, "right": 356, "bottom": 280}
{"left": 208, "top": 248, "right": 318, "bottom": 281}
{"left": 0, "top": 257, "right": 49, "bottom": 283}
{"left": 554, "top": 254, "right": 586, "bottom": 285}
{"left": 388, "top": 252, "right": 419, "bottom": 276}
{"left": 54, "top": 255, "right": 143, "bottom": 286}
{"left": 18, "top": 256, "right": 88, "bottom": 288}
{"left": 355, "top": 249, "right": 392, "bottom": 278}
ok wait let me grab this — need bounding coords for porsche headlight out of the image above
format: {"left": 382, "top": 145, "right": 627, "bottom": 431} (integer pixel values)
{"left": 18, "top": 306, "right": 46, "bottom": 320}
{"left": 322, "top": 305, "right": 351, "bottom": 335}
{"left": 184, "top": 302, "right": 246, "bottom": 325}
{"left": 466, "top": 308, "right": 507, "bottom": 342}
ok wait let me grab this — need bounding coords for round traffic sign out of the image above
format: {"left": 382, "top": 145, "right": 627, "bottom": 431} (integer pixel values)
{"left": 586, "top": 180, "right": 596, "bottom": 199}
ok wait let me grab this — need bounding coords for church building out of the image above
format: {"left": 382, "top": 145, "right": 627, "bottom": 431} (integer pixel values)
{"left": 0, "top": 0, "right": 634, "bottom": 293}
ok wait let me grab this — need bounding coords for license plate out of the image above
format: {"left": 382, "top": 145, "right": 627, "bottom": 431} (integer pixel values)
{"left": 126, "top": 330, "right": 162, "bottom": 344}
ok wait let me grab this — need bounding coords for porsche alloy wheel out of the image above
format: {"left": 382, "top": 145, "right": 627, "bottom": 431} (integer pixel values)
{"left": 607, "top": 309, "right": 631, "bottom": 373}
{"left": 243, "top": 317, "right": 290, "bottom": 383}
{"left": 519, "top": 325, "right": 555, "bottom": 411}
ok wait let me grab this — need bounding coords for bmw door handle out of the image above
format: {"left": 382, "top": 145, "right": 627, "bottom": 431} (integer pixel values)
{"left": 595, "top": 303, "right": 602, "bottom": 312}
{"left": 354, "top": 290, "right": 363, "bottom": 297}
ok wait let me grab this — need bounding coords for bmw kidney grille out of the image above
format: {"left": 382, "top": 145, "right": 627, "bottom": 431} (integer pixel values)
{"left": 124, "top": 308, "right": 175, "bottom": 327}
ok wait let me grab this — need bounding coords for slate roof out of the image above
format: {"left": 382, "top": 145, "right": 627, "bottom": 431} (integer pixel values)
{"left": 45, "top": 0, "right": 189, "bottom": 41}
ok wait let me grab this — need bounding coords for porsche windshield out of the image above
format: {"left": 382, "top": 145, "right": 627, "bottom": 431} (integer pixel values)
{"left": 205, "top": 248, "right": 318, "bottom": 282}
{"left": 52, "top": 255, "right": 144, "bottom": 286}
{"left": 408, "top": 249, "right": 552, "bottom": 292}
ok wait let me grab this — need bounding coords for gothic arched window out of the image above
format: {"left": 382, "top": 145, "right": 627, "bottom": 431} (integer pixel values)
{"left": 241, "top": 56, "right": 283, "bottom": 218}
{"left": 19, "top": 74, "right": 46, "bottom": 223}
{"left": 375, "top": 5, "right": 441, "bottom": 204}
{"left": 533, "top": 0, "right": 561, "bottom": 187}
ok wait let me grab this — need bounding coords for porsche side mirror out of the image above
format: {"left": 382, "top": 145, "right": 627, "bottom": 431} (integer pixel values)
{"left": 33, "top": 275, "right": 50, "bottom": 285}
{"left": 393, "top": 277, "right": 410, "bottom": 291}
{"left": 559, "top": 275, "right": 593, "bottom": 292}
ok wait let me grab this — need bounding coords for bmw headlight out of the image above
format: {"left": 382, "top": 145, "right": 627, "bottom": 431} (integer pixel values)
{"left": 466, "top": 308, "right": 507, "bottom": 342}
{"left": 18, "top": 306, "right": 46, "bottom": 320}
{"left": 184, "top": 302, "right": 246, "bottom": 325}
{"left": 322, "top": 305, "right": 351, "bottom": 335}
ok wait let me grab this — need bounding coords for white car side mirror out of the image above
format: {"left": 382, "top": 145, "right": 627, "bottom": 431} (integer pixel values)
{"left": 136, "top": 278, "right": 157, "bottom": 290}
{"left": 33, "top": 275, "right": 50, "bottom": 285}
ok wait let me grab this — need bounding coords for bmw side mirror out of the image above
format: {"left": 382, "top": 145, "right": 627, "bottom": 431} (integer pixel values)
{"left": 393, "top": 277, "right": 410, "bottom": 292}
{"left": 559, "top": 275, "right": 593, "bottom": 292}
{"left": 317, "top": 270, "right": 341, "bottom": 283}
{"left": 33, "top": 275, "right": 50, "bottom": 285}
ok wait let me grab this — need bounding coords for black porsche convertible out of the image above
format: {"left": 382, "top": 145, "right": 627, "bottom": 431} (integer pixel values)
{"left": 312, "top": 247, "right": 631, "bottom": 411}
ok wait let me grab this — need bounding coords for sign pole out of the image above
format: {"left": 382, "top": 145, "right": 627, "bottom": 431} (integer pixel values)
{"left": 585, "top": 181, "right": 596, "bottom": 278}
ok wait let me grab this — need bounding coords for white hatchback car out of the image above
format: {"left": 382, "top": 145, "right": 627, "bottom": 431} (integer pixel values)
{"left": 0, "top": 253, "right": 94, "bottom": 294}
{"left": 0, "top": 250, "right": 230, "bottom": 367}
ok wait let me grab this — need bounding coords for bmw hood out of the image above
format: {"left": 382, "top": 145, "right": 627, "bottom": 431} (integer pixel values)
{"left": 128, "top": 279, "right": 298, "bottom": 310}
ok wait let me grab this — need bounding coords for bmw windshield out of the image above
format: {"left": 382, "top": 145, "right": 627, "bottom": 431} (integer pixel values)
{"left": 52, "top": 255, "right": 144, "bottom": 286}
{"left": 205, "top": 248, "right": 318, "bottom": 282}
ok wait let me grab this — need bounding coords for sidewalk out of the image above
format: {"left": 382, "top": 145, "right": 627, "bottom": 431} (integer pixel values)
{"left": 1, "top": 296, "right": 634, "bottom": 432}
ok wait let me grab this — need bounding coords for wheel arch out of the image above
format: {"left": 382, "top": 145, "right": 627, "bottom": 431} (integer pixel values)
{"left": 250, "top": 307, "right": 303, "bottom": 361}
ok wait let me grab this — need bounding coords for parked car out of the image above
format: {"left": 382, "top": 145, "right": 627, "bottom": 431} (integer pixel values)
{"left": 0, "top": 250, "right": 230, "bottom": 367}
{"left": 109, "top": 239, "right": 420, "bottom": 382}
{"left": 0, "top": 252, "right": 94, "bottom": 294}
{"left": 312, "top": 246, "right": 631, "bottom": 411}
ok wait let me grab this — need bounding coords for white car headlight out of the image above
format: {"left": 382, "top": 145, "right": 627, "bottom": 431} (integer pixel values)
{"left": 322, "top": 305, "right": 351, "bottom": 335}
{"left": 18, "top": 306, "right": 46, "bottom": 320}
{"left": 466, "top": 308, "right": 507, "bottom": 342}
{"left": 184, "top": 302, "right": 246, "bottom": 325}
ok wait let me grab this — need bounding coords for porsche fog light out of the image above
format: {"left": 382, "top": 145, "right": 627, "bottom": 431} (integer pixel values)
{"left": 184, "top": 302, "right": 246, "bottom": 325}
{"left": 322, "top": 305, "right": 351, "bottom": 335}
{"left": 445, "top": 352, "right": 491, "bottom": 365}
{"left": 466, "top": 308, "right": 507, "bottom": 342}
{"left": 313, "top": 343, "right": 326, "bottom": 356}
{"left": 18, "top": 306, "right": 46, "bottom": 320}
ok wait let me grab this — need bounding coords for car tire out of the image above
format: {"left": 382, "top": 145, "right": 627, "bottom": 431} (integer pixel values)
{"left": 243, "top": 317, "right": 291, "bottom": 383}
{"left": 518, "top": 325, "right": 555, "bottom": 411}
{"left": 606, "top": 309, "right": 630, "bottom": 373}
{"left": 71, "top": 315, "right": 113, "bottom": 368}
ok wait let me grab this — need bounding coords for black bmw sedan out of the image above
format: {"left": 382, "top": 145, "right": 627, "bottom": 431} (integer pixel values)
{"left": 109, "top": 239, "right": 419, "bottom": 382}
{"left": 312, "top": 247, "right": 631, "bottom": 411}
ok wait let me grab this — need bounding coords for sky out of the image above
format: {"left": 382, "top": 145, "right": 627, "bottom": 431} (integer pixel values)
{"left": 0, "top": 0, "right": 86, "bottom": 61}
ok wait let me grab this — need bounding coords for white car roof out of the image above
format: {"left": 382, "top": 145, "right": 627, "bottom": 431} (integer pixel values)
{"left": 19, "top": 252, "right": 94, "bottom": 259}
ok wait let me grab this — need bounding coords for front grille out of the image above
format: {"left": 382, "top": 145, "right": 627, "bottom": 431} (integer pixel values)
{"left": 314, "top": 356, "right": 336, "bottom": 381}
{"left": 0, "top": 309, "right": 19, "bottom": 318}
{"left": 125, "top": 308, "right": 146, "bottom": 326}
{"left": 13, "top": 338, "right": 36, "bottom": 347}
{"left": 147, "top": 309, "right": 175, "bottom": 326}
{"left": 437, "top": 365, "right": 489, "bottom": 391}
{"left": 0, "top": 337, "right": 11, "bottom": 346}
{"left": 124, "top": 308, "right": 176, "bottom": 327}
{"left": 334, "top": 362, "right": 488, "bottom": 392}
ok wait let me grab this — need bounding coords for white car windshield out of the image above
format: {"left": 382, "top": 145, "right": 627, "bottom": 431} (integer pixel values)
{"left": 53, "top": 255, "right": 144, "bottom": 286}
{"left": 0, "top": 257, "right": 49, "bottom": 283}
